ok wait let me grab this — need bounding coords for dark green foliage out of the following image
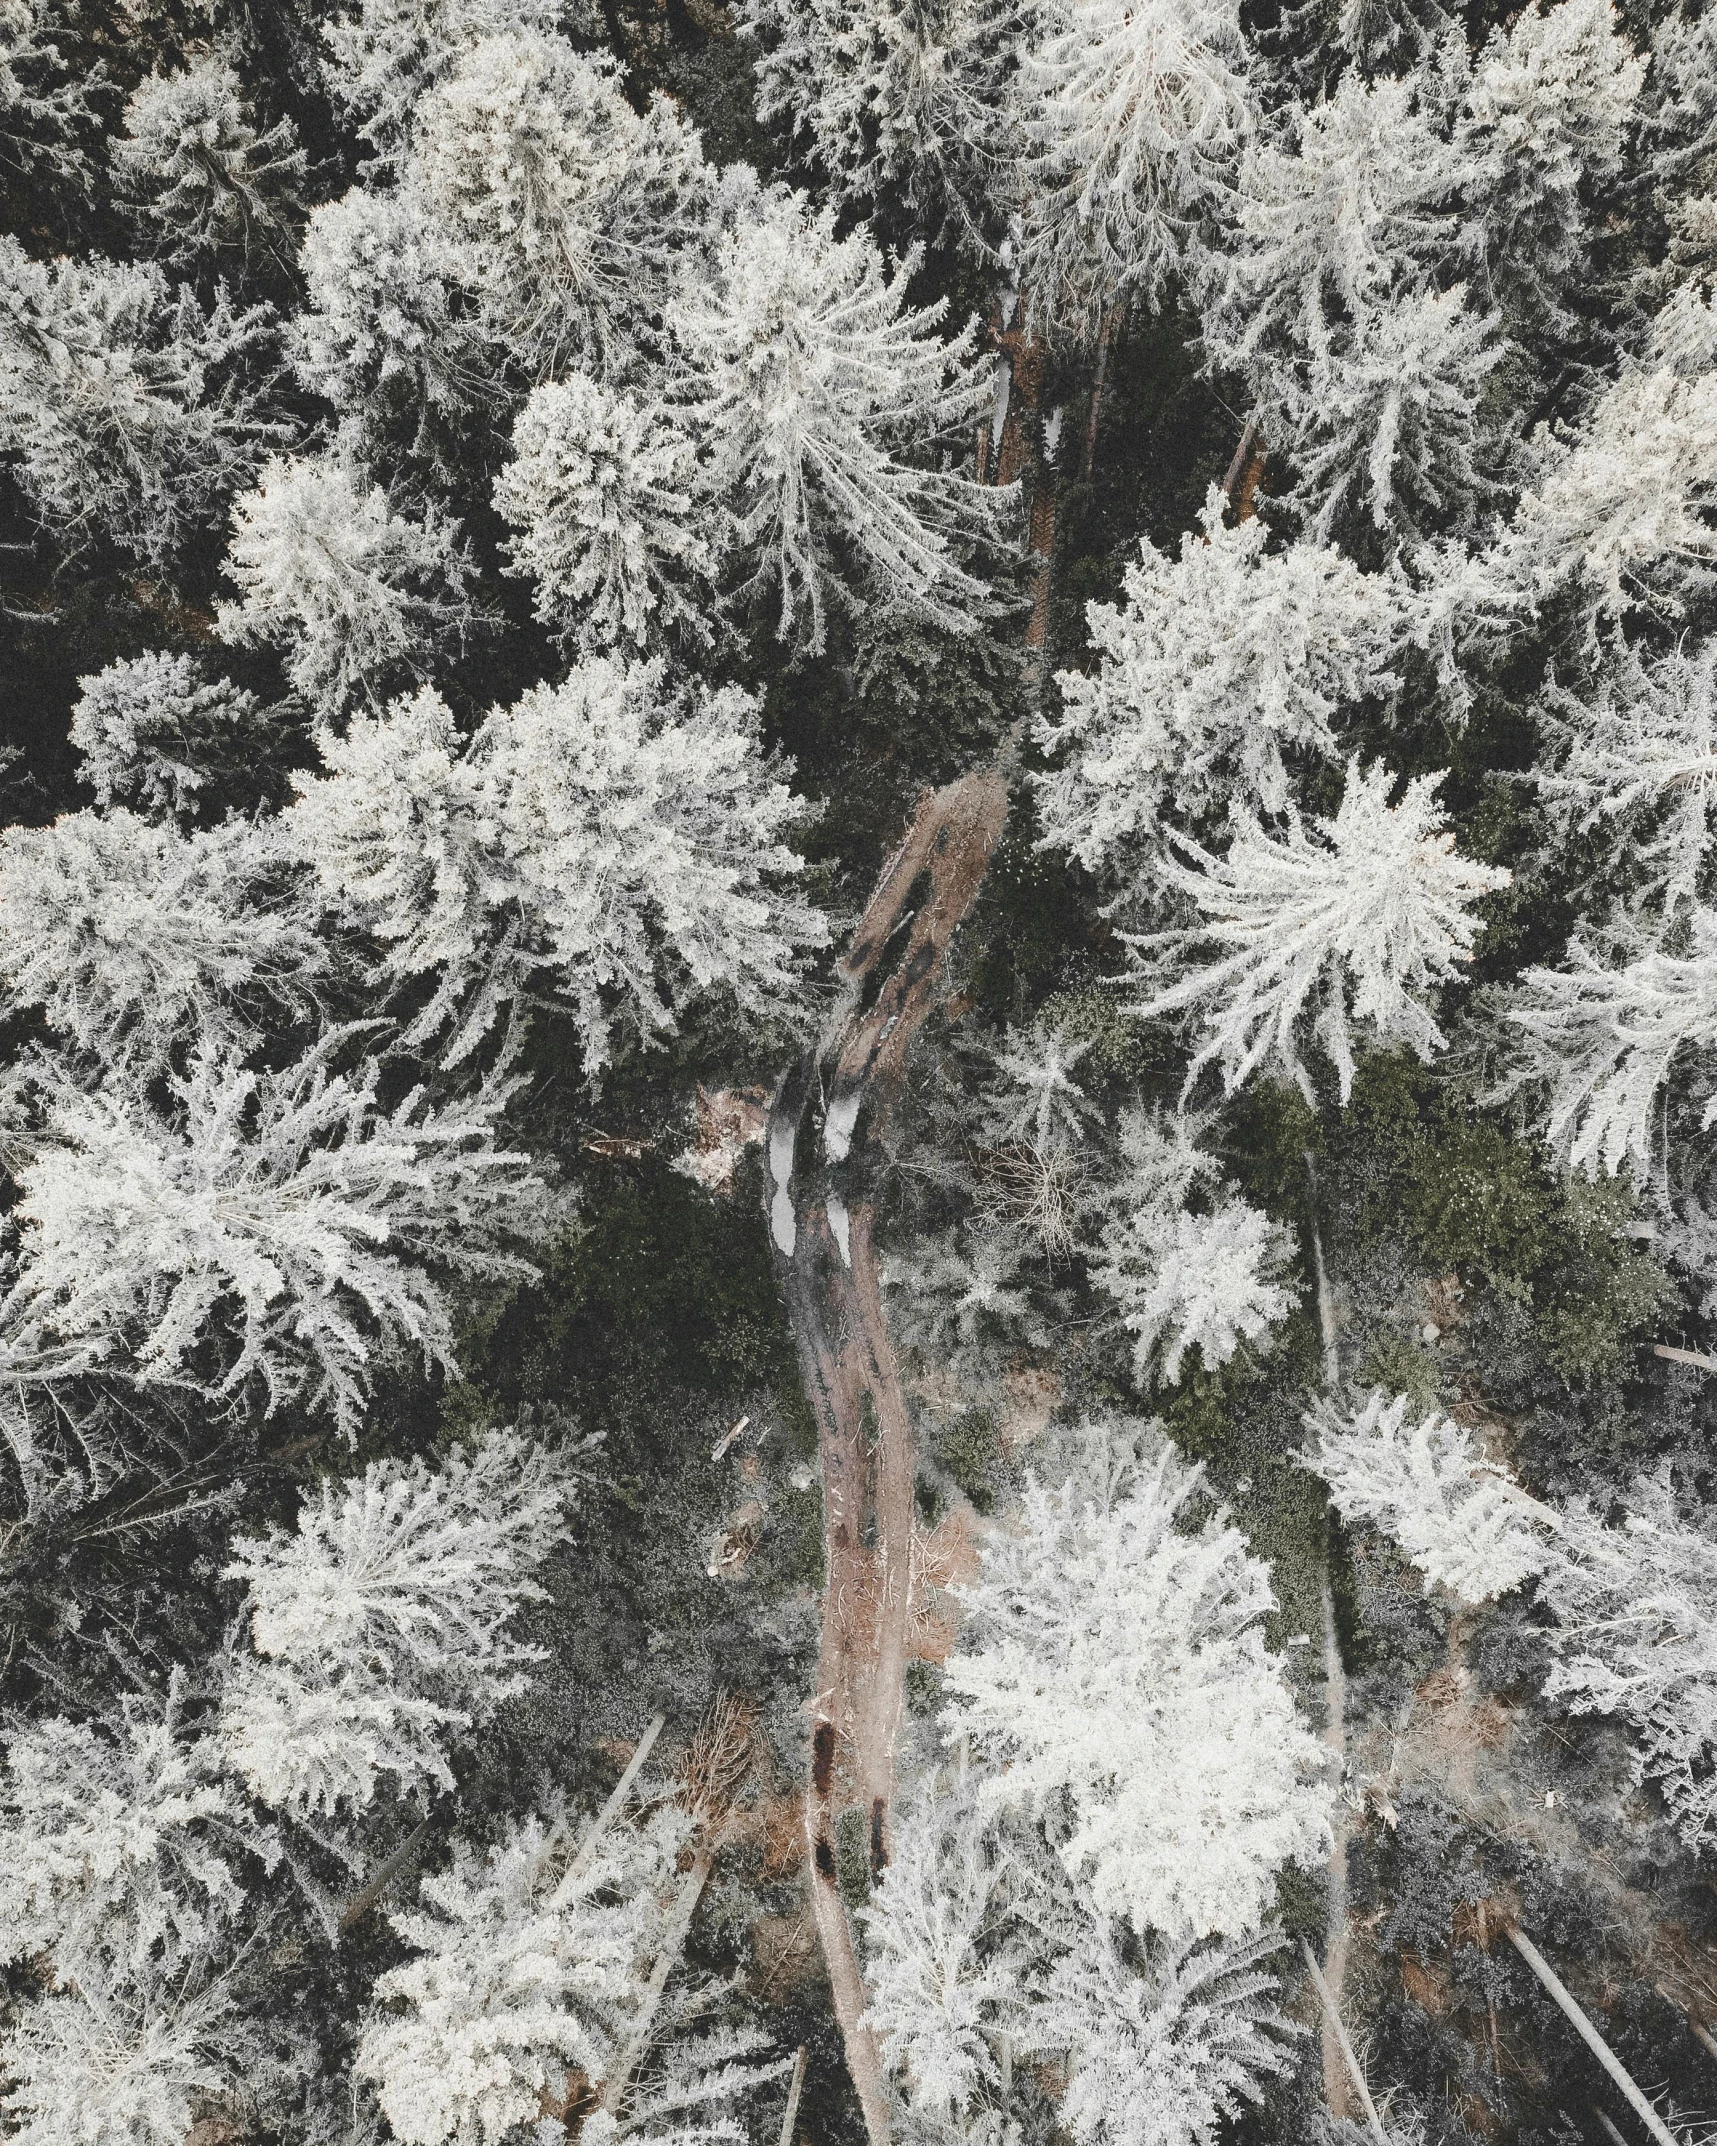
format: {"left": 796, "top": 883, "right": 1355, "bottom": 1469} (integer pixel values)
{"left": 935, "top": 1405, "right": 1000, "bottom": 1512}
{"left": 1323, "top": 1053, "right": 1674, "bottom": 1396}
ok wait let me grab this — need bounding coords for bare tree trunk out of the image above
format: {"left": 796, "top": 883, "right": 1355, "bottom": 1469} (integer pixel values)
{"left": 1301, "top": 1942, "right": 1388, "bottom": 2145}
{"left": 1318, "top": 1571, "right": 1353, "bottom": 2122}
{"left": 1656, "top": 1982, "right": 1717, "bottom": 2065}
{"left": 1221, "top": 412, "right": 1260, "bottom": 502}
{"left": 1505, "top": 1926, "right": 1678, "bottom": 2146}
{"left": 1306, "top": 1163, "right": 1355, "bottom": 2120}
{"left": 601, "top": 1846, "right": 715, "bottom": 2116}
{"left": 777, "top": 2047, "right": 808, "bottom": 2146}
{"left": 339, "top": 1819, "right": 432, "bottom": 1936}
{"left": 569, "top": 1714, "right": 664, "bottom": 1881}
{"left": 1081, "top": 313, "right": 1112, "bottom": 481}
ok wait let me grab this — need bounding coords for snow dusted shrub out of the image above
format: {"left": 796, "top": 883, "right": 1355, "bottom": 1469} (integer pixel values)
{"left": 285, "top": 664, "right": 827, "bottom": 1072}
{"left": 944, "top": 1417, "right": 1329, "bottom": 1941}
{"left": 0, "top": 1690, "right": 254, "bottom": 1983}
{"left": 219, "top": 1428, "right": 574, "bottom": 1814}
{"left": 1305, "top": 1388, "right": 1554, "bottom": 1603}
{"left": 1094, "top": 1197, "right": 1296, "bottom": 1386}
{"left": 0, "top": 809, "right": 321, "bottom": 1064}
{"left": 69, "top": 652, "right": 266, "bottom": 819}
{"left": 1035, "top": 486, "right": 1401, "bottom": 869}
{"left": 494, "top": 374, "right": 715, "bottom": 651}
{"left": 112, "top": 57, "right": 305, "bottom": 267}
{"left": 216, "top": 453, "right": 481, "bottom": 712}
{"left": 1129, "top": 760, "right": 1509, "bottom": 1103}
{"left": 0, "top": 1958, "right": 244, "bottom": 2146}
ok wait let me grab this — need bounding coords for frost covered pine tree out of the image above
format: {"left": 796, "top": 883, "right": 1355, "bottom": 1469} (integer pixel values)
{"left": 1453, "top": 0, "right": 1643, "bottom": 357}
{"left": 404, "top": 29, "right": 707, "bottom": 379}
{"left": 676, "top": 189, "right": 1000, "bottom": 646}
{"left": 1034, "top": 484, "right": 1402, "bottom": 870}
{"left": 944, "top": 1417, "right": 1329, "bottom": 1940}
{"left": 493, "top": 375, "right": 716, "bottom": 652}
{"left": 1129, "top": 760, "right": 1510, "bottom": 1103}
{"left": 0, "top": 1687, "right": 255, "bottom": 1985}
{"left": 1019, "top": 0, "right": 1255, "bottom": 337}
{"left": 1199, "top": 67, "right": 1475, "bottom": 428}
{"left": 859, "top": 1768, "right": 1030, "bottom": 2122}
{"left": 862, "top": 1767, "right": 1296, "bottom": 2146}
{"left": 1, "top": 1038, "right": 552, "bottom": 1435}
{"left": 219, "top": 1427, "right": 573, "bottom": 1814}
{"left": 319, "top": 0, "right": 563, "bottom": 158}
{"left": 1476, "top": 318, "right": 1717, "bottom": 645}
{"left": 1531, "top": 639, "right": 1717, "bottom": 910}
{"left": 357, "top": 1794, "right": 784, "bottom": 2146}
{"left": 1539, "top": 1470, "right": 1717, "bottom": 1848}
{"left": 0, "top": 236, "right": 281, "bottom": 563}
{"left": 216, "top": 453, "right": 482, "bottom": 712}
{"left": 736, "top": 0, "right": 1024, "bottom": 249}
{"left": 1279, "top": 281, "right": 1503, "bottom": 551}
{"left": 0, "top": 0, "right": 102, "bottom": 179}
{"left": 0, "top": 809, "right": 322, "bottom": 1064}
{"left": 1023, "top": 1911, "right": 1296, "bottom": 2146}
{"left": 1501, "top": 906, "right": 1717, "bottom": 1175}
{"left": 284, "top": 664, "right": 827, "bottom": 1072}
{"left": 112, "top": 56, "right": 306, "bottom": 269}
{"left": 69, "top": 651, "right": 268, "bottom": 820}
{"left": 1305, "top": 1387, "right": 1554, "bottom": 1603}
{"left": 0, "top": 1955, "right": 246, "bottom": 2146}
{"left": 294, "top": 186, "right": 495, "bottom": 468}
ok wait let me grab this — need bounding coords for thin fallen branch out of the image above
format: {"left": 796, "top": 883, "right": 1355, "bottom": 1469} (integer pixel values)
{"left": 1505, "top": 1925, "right": 1677, "bottom": 2146}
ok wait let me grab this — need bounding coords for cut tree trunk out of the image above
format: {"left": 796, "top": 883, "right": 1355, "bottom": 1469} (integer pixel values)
{"left": 1505, "top": 1925, "right": 1677, "bottom": 2146}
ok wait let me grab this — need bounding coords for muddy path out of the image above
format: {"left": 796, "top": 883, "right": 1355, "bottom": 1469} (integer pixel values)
{"left": 764, "top": 770, "right": 1010, "bottom": 2146}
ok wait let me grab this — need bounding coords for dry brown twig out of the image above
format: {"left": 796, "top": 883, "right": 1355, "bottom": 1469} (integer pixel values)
{"left": 677, "top": 1691, "right": 759, "bottom": 1839}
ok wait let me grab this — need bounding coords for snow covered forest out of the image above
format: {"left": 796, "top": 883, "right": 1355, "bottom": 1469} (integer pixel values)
{"left": 7, "top": 0, "right": 1717, "bottom": 2139}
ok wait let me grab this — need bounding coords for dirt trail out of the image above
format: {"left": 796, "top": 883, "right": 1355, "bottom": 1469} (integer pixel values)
{"left": 765, "top": 771, "right": 1010, "bottom": 2146}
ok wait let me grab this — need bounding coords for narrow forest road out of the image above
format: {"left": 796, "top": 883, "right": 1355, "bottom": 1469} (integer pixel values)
{"left": 764, "top": 770, "right": 1010, "bottom": 2146}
